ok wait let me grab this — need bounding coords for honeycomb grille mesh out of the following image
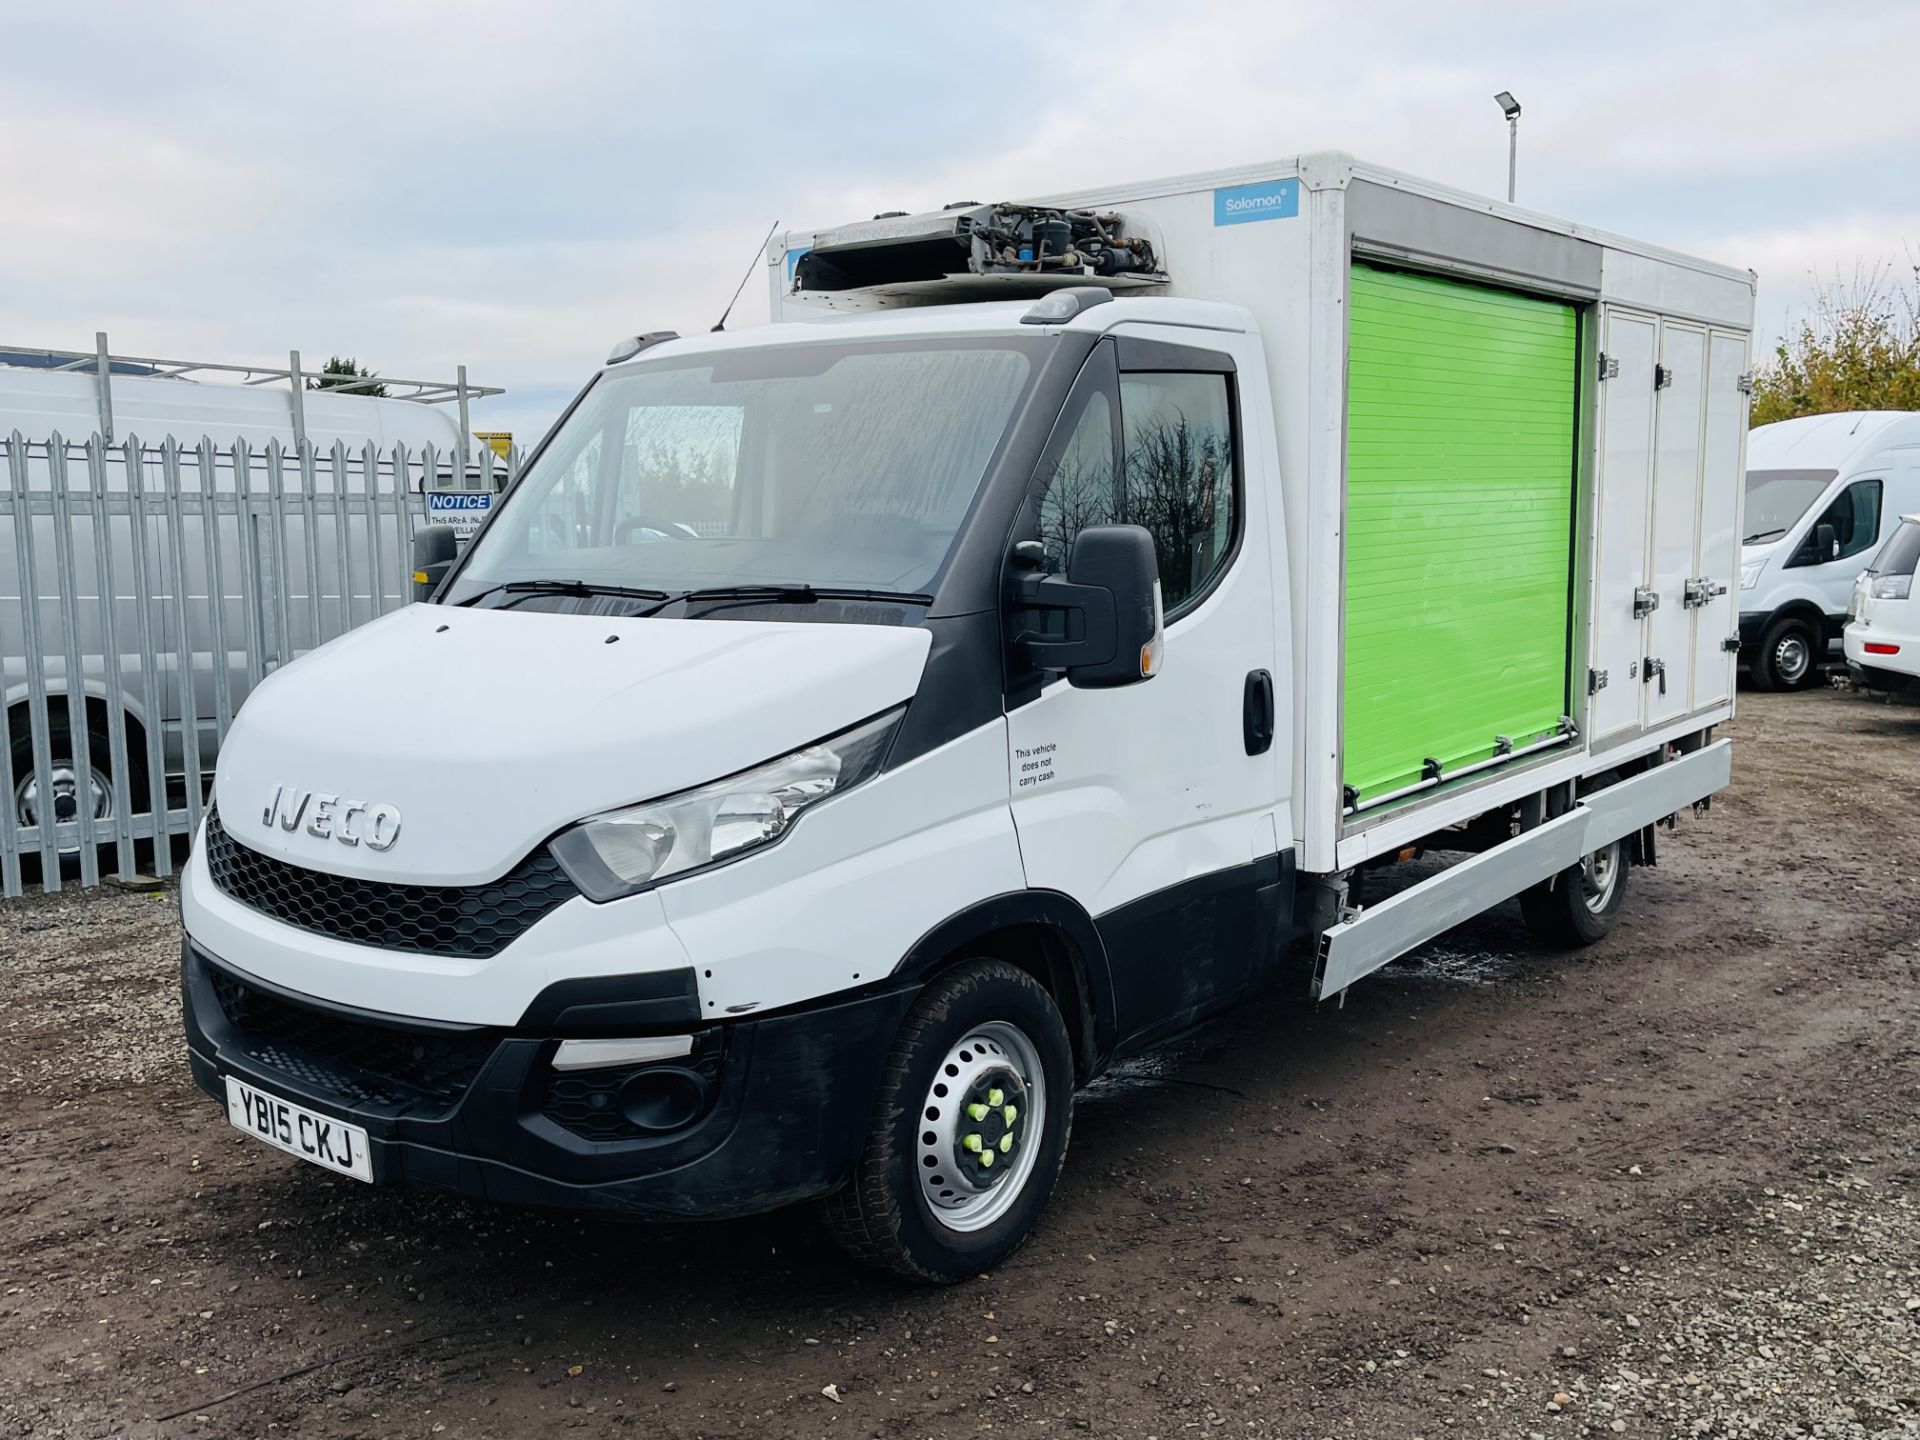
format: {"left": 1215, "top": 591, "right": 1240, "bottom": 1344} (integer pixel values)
{"left": 207, "top": 963, "right": 497, "bottom": 1111}
{"left": 203, "top": 805, "right": 578, "bottom": 958}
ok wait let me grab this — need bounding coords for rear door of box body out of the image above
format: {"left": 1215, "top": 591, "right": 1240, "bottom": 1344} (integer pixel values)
{"left": 1342, "top": 264, "right": 1580, "bottom": 809}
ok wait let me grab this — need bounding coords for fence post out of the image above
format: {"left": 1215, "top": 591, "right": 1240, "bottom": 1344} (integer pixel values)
{"left": 94, "top": 332, "right": 115, "bottom": 445}
{"left": 163, "top": 437, "right": 207, "bottom": 839}
{"left": 288, "top": 350, "right": 307, "bottom": 451}
{"left": 47, "top": 433, "right": 99, "bottom": 885}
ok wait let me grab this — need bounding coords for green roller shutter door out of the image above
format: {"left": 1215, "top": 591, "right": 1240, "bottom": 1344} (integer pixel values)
{"left": 1343, "top": 264, "right": 1579, "bottom": 807}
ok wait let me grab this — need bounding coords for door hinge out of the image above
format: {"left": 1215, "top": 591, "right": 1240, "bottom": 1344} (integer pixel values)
{"left": 1654, "top": 363, "right": 1673, "bottom": 391}
{"left": 1633, "top": 585, "right": 1661, "bottom": 619}
{"left": 1722, "top": 634, "right": 1742, "bottom": 653}
{"left": 1598, "top": 353, "right": 1619, "bottom": 381}
{"left": 1736, "top": 371, "right": 1754, "bottom": 395}
{"left": 1588, "top": 667, "right": 1608, "bottom": 695}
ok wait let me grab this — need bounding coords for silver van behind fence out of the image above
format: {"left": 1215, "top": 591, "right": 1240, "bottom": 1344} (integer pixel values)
{"left": 0, "top": 341, "right": 516, "bottom": 895}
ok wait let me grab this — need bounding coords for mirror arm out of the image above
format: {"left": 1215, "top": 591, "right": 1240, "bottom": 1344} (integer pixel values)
{"left": 1012, "top": 573, "right": 1118, "bottom": 671}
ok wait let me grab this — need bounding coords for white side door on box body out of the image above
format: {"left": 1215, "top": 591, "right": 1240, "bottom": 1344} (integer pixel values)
{"left": 1644, "top": 322, "right": 1707, "bottom": 728}
{"left": 1689, "top": 330, "right": 1750, "bottom": 710}
{"left": 1590, "top": 310, "right": 1658, "bottom": 740}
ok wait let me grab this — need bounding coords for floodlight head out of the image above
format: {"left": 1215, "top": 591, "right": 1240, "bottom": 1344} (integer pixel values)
{"left": 1495, "top": 91, "right": 1521, "bottom": 119}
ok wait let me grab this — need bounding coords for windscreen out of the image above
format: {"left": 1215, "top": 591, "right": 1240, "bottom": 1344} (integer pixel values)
{"left": 452, "top": 338, "right": 1037, "bottom": 611}
{"left": 1743, "top": 468, "right": 1836, "bottom": 544}
{"left": 1867, "top": 518, "right": 1920, "bottom": 578}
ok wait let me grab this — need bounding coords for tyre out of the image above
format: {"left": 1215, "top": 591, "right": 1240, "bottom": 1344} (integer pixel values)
{"left": 1520, "top": 829, "right": 1629, "bottom": 948}
{"left": 1754, "top": 614, "right": 1821, "bottom": 691}
{"left": 824, "top": 960, "right": 1074, "bottom": 1284}
{"left": 9, "top": 710, "right": 146, "bottom": 861}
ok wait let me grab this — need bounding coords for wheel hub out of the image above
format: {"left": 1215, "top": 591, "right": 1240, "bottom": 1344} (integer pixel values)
{"left": 949, "top": 1065, "right": 1028, "bottom": 1188}
{"left": 1774, "top": 634, "right": 1809, "bottom": 682}
{"left": 916, "top": 1020, "right": 1047, "bottom": 1233}
{"left": 16, "top": 763, "right": 112, "bottom": 832}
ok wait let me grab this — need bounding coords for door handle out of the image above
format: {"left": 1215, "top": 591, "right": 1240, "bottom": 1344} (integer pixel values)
{"left": 1243, "top": 669, "right": 1275, "bottom": 756}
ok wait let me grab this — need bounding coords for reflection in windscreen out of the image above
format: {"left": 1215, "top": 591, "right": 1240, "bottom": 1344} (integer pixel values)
{"left": 458, "top": 340, "right": 1036, "bottom": 600}
{"left": 1743, "top": 468, "right": 1836, "bottom": 543}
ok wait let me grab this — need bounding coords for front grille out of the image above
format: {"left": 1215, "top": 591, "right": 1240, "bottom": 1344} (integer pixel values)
{"left": 208, "top": 961, "right": 498, "bottom": 1111}
{"left": 203, "top": 806, "right": 578, "bottom": 958}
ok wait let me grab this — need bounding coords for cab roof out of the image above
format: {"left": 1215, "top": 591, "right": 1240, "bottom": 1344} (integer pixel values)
{"left": 1747, "top": 410, "right": 1920, "bottom": 472}
{"left": 609, "top": 296, "right": 1251, "bottom": 374}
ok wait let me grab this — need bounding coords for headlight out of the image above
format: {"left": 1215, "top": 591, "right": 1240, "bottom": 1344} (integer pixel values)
{"left": 549, "top": 708, "right": 903, "bottom": 901}
{"left": 1739, "top": 560, "right": 1764, "bottom": 590}
{"left": 1871, "top": 573, "right": 1913, "bottom": 600}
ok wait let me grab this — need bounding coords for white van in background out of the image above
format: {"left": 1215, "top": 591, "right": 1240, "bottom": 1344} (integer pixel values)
{"left": 1740, "top": 412, "right": 1920, "bottom": 689}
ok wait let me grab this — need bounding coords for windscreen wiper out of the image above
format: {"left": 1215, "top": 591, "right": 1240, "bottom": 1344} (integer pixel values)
{"left": 640, "top": 584, "right": 936, "bottom": 616}
{"left": 1742, "top": 528, "right": 1786, "bottom": 544}
{"left": 457, "top": 579, "right": 674, "bottom": 609}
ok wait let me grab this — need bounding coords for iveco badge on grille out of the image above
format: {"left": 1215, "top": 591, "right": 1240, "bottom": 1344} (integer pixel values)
{"left": 263, "top": 785, "right": 402, "bottom": 851}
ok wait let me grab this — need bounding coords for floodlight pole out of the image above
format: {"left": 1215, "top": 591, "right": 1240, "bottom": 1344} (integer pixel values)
{"left": 1507, "top": 112, "right": 1518, "bottom": 203}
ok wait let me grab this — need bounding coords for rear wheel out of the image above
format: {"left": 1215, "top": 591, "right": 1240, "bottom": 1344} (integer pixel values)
{"left": 1521, "top": 830, "right": 1629, "bottom": 947}
{"left": 1755, "top": 614, "right": 1821, "bottom": 691}
{"left": 824, "top": 960, "right": 1074, "bottom": 1284}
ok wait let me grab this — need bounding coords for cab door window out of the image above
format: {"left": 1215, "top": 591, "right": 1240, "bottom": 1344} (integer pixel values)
{"left": 1790, "top": 479, "right": 1882, "bottom": 566}
{"left": 1028, "top": 349, "right": 1239, "bottom": 618}
{"left": 1117, "top": 371, "right": 1237, "bottom": 614}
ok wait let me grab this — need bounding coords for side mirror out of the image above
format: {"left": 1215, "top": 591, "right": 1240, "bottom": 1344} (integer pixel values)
{"left": 1015, "top": 524, "right": 1164, "bottom": 688}
{"left": 412, "top": 525, "right": 458, "bottom": 601}
{"left": 1816, "top": 522, "right": 1839, "bottom": 561}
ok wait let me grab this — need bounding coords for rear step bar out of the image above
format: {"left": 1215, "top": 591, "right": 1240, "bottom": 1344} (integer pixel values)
{"left": 1312, "top": 740, "right": 1732, "bottom": 999}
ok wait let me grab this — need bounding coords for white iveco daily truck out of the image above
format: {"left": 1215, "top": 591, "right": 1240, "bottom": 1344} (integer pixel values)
{"left": 180, "top": 153, "right": 1754, "bottom": 1282}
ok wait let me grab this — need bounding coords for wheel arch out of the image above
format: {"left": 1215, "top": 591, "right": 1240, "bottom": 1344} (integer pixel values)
{"left": 893, "top": 891, "right": 1116, "bottom": 1084}
{"left": 5, "top": 689, "right": 151, "bottom": 776}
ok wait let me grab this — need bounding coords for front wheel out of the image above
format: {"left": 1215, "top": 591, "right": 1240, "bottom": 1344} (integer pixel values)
{"left": 824, "top": 960, "right": 1074, "bottom": 1283}
{"left": 1755, "top": 614, "right": 1822, "bottom": 691}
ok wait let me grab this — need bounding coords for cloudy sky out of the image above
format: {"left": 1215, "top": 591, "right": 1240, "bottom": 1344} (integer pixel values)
{"left": 4, "top": 0, "right": 1916, "bottom": 442}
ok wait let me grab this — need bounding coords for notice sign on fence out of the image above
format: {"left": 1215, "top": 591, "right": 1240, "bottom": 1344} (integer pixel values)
{"left": 426, "top": 490, "right": 493, "bottom": 539}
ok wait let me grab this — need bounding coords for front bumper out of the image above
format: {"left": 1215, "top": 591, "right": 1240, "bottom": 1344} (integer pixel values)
{"left": 182, "top": 939, "right": 916, "bottom": 1219}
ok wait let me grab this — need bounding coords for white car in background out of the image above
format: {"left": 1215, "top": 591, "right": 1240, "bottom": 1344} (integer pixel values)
{"left": 1845, "top": 513, "right": 1920, "bottom": 695}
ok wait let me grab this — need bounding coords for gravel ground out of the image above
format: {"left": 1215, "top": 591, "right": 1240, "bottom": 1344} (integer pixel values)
{"left": 1, "top": 686, "right": 1917, "bottom": 1439}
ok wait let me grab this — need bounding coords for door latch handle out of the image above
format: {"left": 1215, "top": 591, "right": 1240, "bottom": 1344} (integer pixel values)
{"left": 1243, "top": 669, "right": 1275, "bottom": 756}
{"left": 1683, "top": 577, "right": 1728, "bottom": 608}
{"left": 1642, "top": 657, "right": 1666, "bottom": 696}
{"left": 1633, "top": 586, "right": 1661, "bottom": 619}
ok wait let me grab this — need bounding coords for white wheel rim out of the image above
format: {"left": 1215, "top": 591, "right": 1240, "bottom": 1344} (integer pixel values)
{"left": 1774, "top": 634, "right": 1809, "bottom": 682}
{"left": 16, "top": 761, "right": 112, "bottom": 831}
{"left": 1581, "top": 841, "right": 1620, "bottom": 915}
{"left": 915, "top": 1020, "right": 1046, "bottom": 1234}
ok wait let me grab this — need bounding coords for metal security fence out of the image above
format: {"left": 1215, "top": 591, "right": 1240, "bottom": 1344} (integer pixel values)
{"left": 0, "top": 430, "right": 519, "bottom": 896}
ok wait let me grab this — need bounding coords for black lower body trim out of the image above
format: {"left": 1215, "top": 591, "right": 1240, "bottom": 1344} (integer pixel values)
{"left": 1095, "top": 851, "right": 1295, "bottom": 1055}
{"left": 181, "top": 940, "right": 916, "bottom": 1220}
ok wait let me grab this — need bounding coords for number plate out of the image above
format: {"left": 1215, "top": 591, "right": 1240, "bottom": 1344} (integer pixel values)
{"left": 224, "top": 1076, "right": 373, "bottom": 1183}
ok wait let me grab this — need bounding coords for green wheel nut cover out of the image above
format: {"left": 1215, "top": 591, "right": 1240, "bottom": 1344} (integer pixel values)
{"left": 998, "top": 1133, "right": 1014, "bottom": 1153}
{"left": 963, "top": 1133, "right": 983, "bottom": 1153}
{"left": 980, "top": 1150, "right": 994, "bottom": 1168}
{"left": 1003, "top": 1104, "right": 1017, "bottom": 1124}
{"left": 987, "top": 1088, "right": 1004, "bottom": 1107}
{"left": 967, "top": 1102, "right": 989, "bottom": 1121}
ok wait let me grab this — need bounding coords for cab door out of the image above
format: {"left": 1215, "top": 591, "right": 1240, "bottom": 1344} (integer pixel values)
{"left": 1003, "top": 328, "right": 1284, "bottom": 1050}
